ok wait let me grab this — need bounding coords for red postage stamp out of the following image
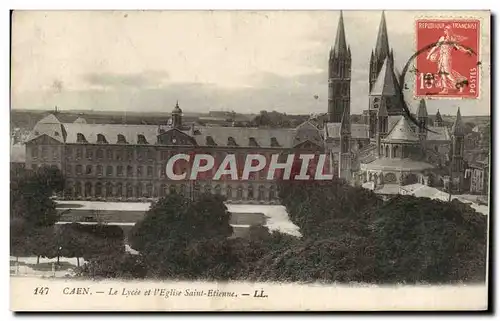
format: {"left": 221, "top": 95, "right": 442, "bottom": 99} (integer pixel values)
{"left": 415, "top": 19, "right": 480, "bottom": 99}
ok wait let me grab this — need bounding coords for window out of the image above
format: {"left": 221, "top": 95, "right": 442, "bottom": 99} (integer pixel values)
{"left": 270, "top": 137, "right": 280, "bottom": 147}
{"left": 137, "top": 166, "right": 143, "bottom": 177}
{"left": 147, "top": 149, "right": 154, "bottom": 161}
{"left": 227, "top": 137, "right": 238, "bottom": 146}
{"left": 77, "top": 133, "right": 87, "bottom": 143}
{"left": 66, "top": 164, "right": 72, "bottom": 176}
{"left": 117, "top": 134, "right": 127, "bottom": 144}
{"left": 146, "top": 184, "right": 153, "bottom": 198}
{"left": 137, "top": 134, "right": 148, "bottom": 144}
{"left": 204, "top": 185, "right": 211, "bottom": 194}
{"left": 214, "top": 185, "right": 221, "bottom": 195}
{"left": 106, "top": 183, "right": 113, "bottom": 197}
{"left": 226, "top": 185, "right": 232, "bottom": 198}
{"left": 97, "top": 134, "right": 108, "bottom": 144}
{"left": 107, "top": 149, "right": 113, "bottom": 160}
{"left": 106, "top": 165, "right": 113, "bottom": 176}
{"left": 76, "top": 165, "right": 83, "bottom": 175}
{"left": 126, "top": 184, "right": 133, "bottom": 198}
{"left": 206, "top": 136, "right": 217, "bottom": 146}
{"left": 41, "top": 146, "right": 48, "bottom": 160}
{"left": 136, "top": 184, "right": 143, "bottom": 198}
{"left": 269, "top": 185, "right": 276, "bottom": 200}
{"left": 115, "top": 150, "right": 123, "bottom": 161}
{"left": 74, "top": 183, "right": 82, "bottom": 197}
{"left": 86, "top": 149, "right": 93, "bottom": 160}
{"left": 96, "top": 165, "right": 103, "bottom": 176}
{"left": 127, "top": 165, "right": 133, "bottom": 177}
{"left": 31, "top": 147, "right": 38, "bottom": 159}
{"left": 76, "top": 147, "right": 83, "bottom": 160}
{"left": 247, "top": 185, "right": 254, "bottom": 199}
{"left": 95, "top": 182, "right": 103, "bottom": 197}
{"left": 117, "top": 165, "right": 123, "bottom": 176}
{"left": 258, "top": 185, "right": 265, "bottom": 200}
{"left": 237, "top": 185, "right": 243, "bottom": 200}
{"left": 84, "top": 182, "right": 92, "bottom": 197}
{"left": 249, "top": 137, "right": 259, "bottom": 147}
{"left": 179, "top": 184, "right": 186, "bottom": 196}
{"left": 127, "top": 150, "right": 134, "bottom": 161}
{"left": 137, "top": 149, "right": 144, "bottom": 161}
{"left": 96, "top": 148, "right": 104, "bottom": 159}
{"left": 86, "top": 165, "right": 93, "bottom": 175}
{"left": 116, "top": 183, "right": 123, "bottom": 197}
{"left": 147, "top": 166, "right": 153, "bottom": 177}
{"left": 160, "top": 166, "right": 166, "bottom": 177}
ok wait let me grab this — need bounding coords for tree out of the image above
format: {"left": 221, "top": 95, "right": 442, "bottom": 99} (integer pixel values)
{"left": 371, "top": 196, "right": 487, "bottom": 283}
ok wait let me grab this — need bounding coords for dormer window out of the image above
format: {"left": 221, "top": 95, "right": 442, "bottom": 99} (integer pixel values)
{"left": 137, "top": 134, "right": 148, "bottom": 144}
{"left": 249, "top": 137, "right": 259, "bottom": 147}
{"left": 206, "top": 136, "right": 217, "bottom": 146}
{"left": 97, "top": 133, "right": 108, "bottom": 144}
{"left": 76, "top": 133, "right": 87, "bottom": 143}
{"left": 271, "top": 137, "right": 280, "bottom": 147}
{"left": 227, "top": 136, "right": 238, "bottom": 146}
{"left": 117, "top": 134, "right": 127, "bottom": 144}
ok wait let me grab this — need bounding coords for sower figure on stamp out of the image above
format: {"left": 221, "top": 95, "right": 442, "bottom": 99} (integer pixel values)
{"left": 426, "top": 25, "right": 473, "bottom": 94}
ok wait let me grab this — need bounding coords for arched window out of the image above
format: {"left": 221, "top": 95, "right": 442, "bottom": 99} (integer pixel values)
{"left": 97, "top": 134, "right": 108, "bottom": 144}
{"left": 258, "top": 185, "right": 265, "bottom": 200}
{"left": 269, "top": 185, "right": 276, "bottom": 200}
{"left": 84, "top": 182, "right": 92, "bottom": 197}
{"left": 237, "top": 185, "right": 243, "bottom": 200}
{"left": 107, "top": 149, "right": 113, "bottom": 160}
{"left": 126, "top": 184, "right": 133, "bottom": 198}
{"left": 136, "top": 184, "right": 143, "bottom": 198}
{"left": 247, "top": 185, "right": 254, "bottom": 199}
{"left": 146, "top": 184, "right": 153, "bottom": 198}
{"left": 137, "top": 134, "right": 148, "bottom": 144}
{"left": 116, "top": 183, "right": 123, "bottom": 197}
{"left": 77, "top": 133, "right": 87, "bottom": 143}
{"left": 76, "top": 165, "right": 83, "bottom": 175}
{"left": 106, "top": 182, "right": 113, "bottom": 197}
{"left": 95, "top": 182, "right": 103, "bottom": 197}
{"left": 393, "top": 145, "right": 400, "bottom": 158}
{"left": 74, "top": 182, "right": 82, "bottom": 197}
{"left": 117, "top": 134, "right": 127, "bottom": 144}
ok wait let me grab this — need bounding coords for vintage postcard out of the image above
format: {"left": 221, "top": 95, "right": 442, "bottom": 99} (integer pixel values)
{"left": 10, "top": 10, "right": 490, "bottom": 311}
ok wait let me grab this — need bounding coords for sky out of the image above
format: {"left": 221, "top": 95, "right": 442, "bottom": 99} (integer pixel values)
{"left": 11, "top": 10, "right": 491, "bottom": 116}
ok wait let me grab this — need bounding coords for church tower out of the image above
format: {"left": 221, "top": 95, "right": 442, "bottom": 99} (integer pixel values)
{"left": 417, "top": 99, "right": 428, "bottom": 141}
{"left": 369, "top": 11, "right": 392, "bottom": 91}
{"left": 451, "top": 108, "right": 465, "bottom": 191}
{"left": 172, "top": 101, "right": 182, "bottom": 128}
{"left": 435, "top": 109, "right": 444, "bottom": 127}
{"left": 376, "top": 100, "right": 388, "bottom": 157}
{"left": 328, "top": 11, "right": 351, "bottom": 123}
{"left": 339, "top": 108, "right": 352, "bottom": 181}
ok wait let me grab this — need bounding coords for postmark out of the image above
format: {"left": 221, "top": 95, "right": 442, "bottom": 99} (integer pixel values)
{"left": 415, "top": 19, "right": 480, "bottom": 99}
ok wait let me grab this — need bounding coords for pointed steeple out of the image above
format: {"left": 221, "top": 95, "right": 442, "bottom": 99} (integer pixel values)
{"left": 370, "top": 56, "right": 399, "bottom": 96}
{"left": 377, "top": 99, "right": 388, "bottom": 117}
{"left": 417, "top": 99, "right": 428, "bottom": 118}
{"left": 374, "top": 11, "right": 390, "bottom": 61}
{"left": 451, "top": 108, "right": 465, "bottom": 135}
{"left": 435, "top": 109, "right": 443, "bottom": 126}
{"left": 333, "top": 11, "right": 349, "bottom": 56}
{"left": 340, "top": 107, "right": 351, "bottom": 134}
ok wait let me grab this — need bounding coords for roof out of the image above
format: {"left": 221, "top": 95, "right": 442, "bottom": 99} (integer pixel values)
{"left": 426, "top": 126, "right": 450, "bottom": 141}
{"left": 374, "top": 11, "right": 390, "bottom": 61}
{"left": 26, "top": 113, "right": 321, "bottom": 148}
{"left": 383, "top": 116, "right": 420, "bottom": 143}
{"left": 370, "top": 56, "right": 400, "bottom": 96}
{"left": 332, "top": 11, "right": 349, "bottom": 56}
{"left": 10, "top": 144, "right": 26, "bottom": 163}
{"left": 361, "top": 157, "right": 435, "bottom": 171}
{"left": 417, "top": 99, "right": 428, "bottom": 118}
{"left": 325, "top": 123, "right": 369, "bottom": 139}
{"left": 73, "top": 117, "right": 87, "bottom": 124}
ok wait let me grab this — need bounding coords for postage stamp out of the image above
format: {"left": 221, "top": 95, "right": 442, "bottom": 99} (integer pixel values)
{"left": 415, "top": 19, "right": 480, "bottom": 99}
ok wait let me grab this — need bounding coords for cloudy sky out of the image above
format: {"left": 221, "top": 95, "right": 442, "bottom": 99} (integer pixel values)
{"left": 11, "top": 10, "right": 490, "bottom": 116}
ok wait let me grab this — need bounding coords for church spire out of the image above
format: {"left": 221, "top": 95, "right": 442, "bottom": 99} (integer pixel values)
{"left": 452, "top": 108, "right": 465, "bottom": 136}
{"left": 417, "top": 99, "right": 428, "bottom": 118}
{"left": 435, "top": 109, "right": 443, "bottom": 127}
{"left": 374, "top": 11, "right": 390, "bottom": 61}
{"left": 333, "top": 11, "right": 349, "bottom": 56}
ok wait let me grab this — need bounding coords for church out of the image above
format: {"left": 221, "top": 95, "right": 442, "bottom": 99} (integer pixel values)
{"left": 324, "top": 11, "right": 466, "bottom": 193}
